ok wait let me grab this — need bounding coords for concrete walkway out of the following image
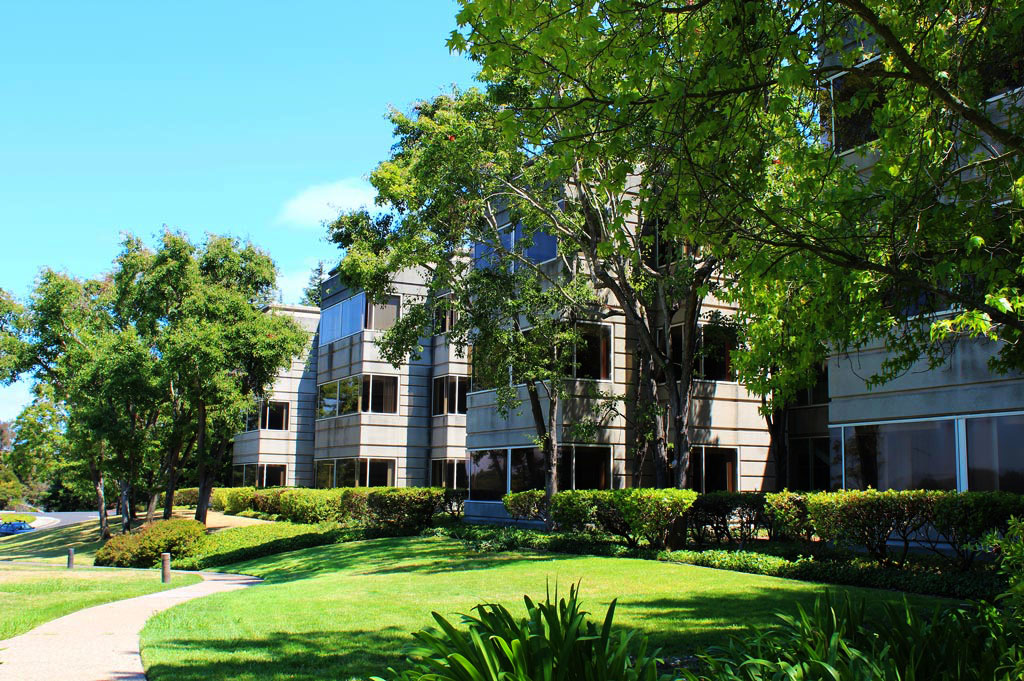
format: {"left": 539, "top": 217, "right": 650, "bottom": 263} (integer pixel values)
{"left": 0, "top": 571, "right": 262, "bottom": 681}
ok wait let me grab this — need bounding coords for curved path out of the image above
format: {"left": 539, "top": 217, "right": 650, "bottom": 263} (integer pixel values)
{"left": 0, "top": 571, "right": 261, "bottom": 681}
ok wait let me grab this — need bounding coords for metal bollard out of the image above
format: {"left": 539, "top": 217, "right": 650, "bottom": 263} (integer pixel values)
{"left": 67, "top": 548, "right": 74, "bottom": 570}
{"left": 161, "top": 552, "right": 171, "bottom": 584}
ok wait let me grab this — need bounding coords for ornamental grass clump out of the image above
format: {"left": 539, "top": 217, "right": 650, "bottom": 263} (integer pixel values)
{"left": 378, "top": 584, "right": 664, "bottom": 681}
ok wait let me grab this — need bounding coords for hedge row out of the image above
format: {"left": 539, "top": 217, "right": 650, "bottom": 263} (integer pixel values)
{"left": 95, "top": 518, "right": 207, "bottom": 568}
{"left": 510, "top": 488, "right": 698, "bottom": 549}
{"left": 211, "top": 486, "right": 466, "bottom": 535}
{"left": 768, "top": 489, "right": 1024, "bottom": 567}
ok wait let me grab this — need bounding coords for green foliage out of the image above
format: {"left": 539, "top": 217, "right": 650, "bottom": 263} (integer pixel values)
{"left": 379, "top": 584, "right": 663, "bottom": 681}
{"left": 223, "top": 487, "right": 257, "bottom": 515}
{"left": 367, "top": 487, "right": 445, "bottom": 536}
{"left": 0, "top": 465, "right": 24, "bottom": 509}
{"left": 502, "top": 489, "right": 549, "bottom": 522}
{"left": 686, "top": 492, "right": 766, "bottom": 548}
{"left": 682, "top": 590, "right": 1024, "bottom": 681}
{"left": 160, "top": 487, "right": 201, "bottom": 508}
{"left": 94, "top": 518, "right": 206, "bottom": 568}
{"left": 806, "top": 489, "right": 935, "bottom": 563}
{"left": 1, "top": 513, "right": 36, "bottom": 523}
{"left": 549, "top": 490, "right": 599, "bottom": 532}
{"left": 252, "top": 487, "right": 288, "bottom": 515}
{"left": 926, "top": 492, "right": 1024, "bottom": 568}
{"left": 597, "top": 488, "right": 697, "bottom": 549}
{"left": 171, "top": 522, "right": 359, "bottom": 571}
{"left": 210, "top": 487, "right": 230, "bottom": 512}
{"left": 764, "top": 490, "right": 813, "bottom": 542}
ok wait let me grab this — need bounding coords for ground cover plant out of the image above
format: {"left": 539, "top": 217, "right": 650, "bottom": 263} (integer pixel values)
{"left": 0, "top": 563, "right": 200, "bottom": 640}
{"left": 139, "top": 535, "right": 944, "bottom": 681}
{"left": 0, "top": 513, "right": 36, "bottom": 523}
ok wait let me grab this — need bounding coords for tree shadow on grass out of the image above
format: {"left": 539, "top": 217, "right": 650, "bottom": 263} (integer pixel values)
{"left": 241, "top": 536, "right": 573, "bottom": 584}
{"left": 144, "top": 628, "right": 414, "bottom": 681}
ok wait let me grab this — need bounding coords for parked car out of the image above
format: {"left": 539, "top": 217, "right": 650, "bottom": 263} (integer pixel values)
{"left": 0, "top": 521, "right": 34, "bottom": 536}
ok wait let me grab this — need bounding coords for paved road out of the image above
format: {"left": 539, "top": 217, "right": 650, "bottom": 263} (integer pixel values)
{"left": 0, "top": 510, "right": 100, "bottom": 529}
{"left": 0, "top": 571, "right": 262, "bottom": 681}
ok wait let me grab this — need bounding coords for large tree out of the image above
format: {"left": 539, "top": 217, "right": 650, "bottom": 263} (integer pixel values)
{"left": 450, "top": 0, "right": 1024, "bottom": 405}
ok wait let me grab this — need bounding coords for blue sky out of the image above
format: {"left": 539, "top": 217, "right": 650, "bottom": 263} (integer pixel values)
{"left": 0, "top": 1, "right": 478, "bottom": 420}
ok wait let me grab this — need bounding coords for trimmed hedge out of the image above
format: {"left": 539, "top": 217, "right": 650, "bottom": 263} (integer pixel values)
{"left": 172, "top": 523, "right": 359, "bottom": 570}
{"left": 503, "top": 490, "right": 549, "bottom": 521}
{"left": 764, "top": 490, "right": 813, "bottom": 541}
{"left": 95, "top": 518, "right": 206, "bottom": 568}
{"left": 686, "top": 492, "right": 766, "bottom": 548}
{"left": 367, "top": 488, "right": 445, "bottom": 535}
{"left": 547, "top": 489, "right": 697, "bottom": 549}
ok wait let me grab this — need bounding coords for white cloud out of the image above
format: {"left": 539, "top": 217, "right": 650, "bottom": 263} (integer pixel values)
{"left": 276, "top": 178, "right": 376, "bottom": 230}
{"left": 0, "top": 379, "right": 33, "bottom": 422}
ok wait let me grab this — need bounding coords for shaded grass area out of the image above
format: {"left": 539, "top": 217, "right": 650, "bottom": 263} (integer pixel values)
{"left": 0, "top": 563, "right": 200, "bottom": 640}
{"left": 0, "top": 518, "right": 122, "bottom": 565}
{"left": 141, "top": 536, "right": 946, "bottom": 681}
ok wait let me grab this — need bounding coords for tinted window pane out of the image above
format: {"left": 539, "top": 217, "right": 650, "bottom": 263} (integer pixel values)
{"left": 367, "top": 459, "right": 395, "bottom": 487}
{"left": 576, "top": 325, "right": 611, "bottom": 380}
{"left": 263, "top": 465, "right": 286, "bottom": 487}
{"left": 242, "top": 464, "right": 257, "bottom": 487}
{"left": 341, "top": 293, "right": 365, "bottom": 337}
{"left": 967, "top": 415, "right": 1024, "bottom": 493}
{"left": 688, "top": 448, "right": 703, "bottom": 492}
{"left": 232, "top": 465, "right": 245, "bottom": 486}
{"left": 265, "top": 402, "right": 288, "bottom": 430}
{"left": 470, "top": 449, "right": 508, "bottom": 501}
{"left": 431, "top": 459, "right": 444, "bottom": 486}
{"left": 700, "top": 325, "right": 735, "bottom": 381}
{"left": 573, "top": 446, "right": 611, "bottom": 490}
{"left": 457, "top": 376, "right": 469, "bottom": 413}
{"left": 704, "top": 447, "right": 737, "bottom": 492}
{"left": 318, "top": 382, "right": 338, "bottom": 419}
{"left": 369, "top": 376, "right": 398, "bottom": 413}
{"left": 845, "top": 421, "right": 956, "bottom": 490}
{"left": 670, "top": 325, "right": 684, "bottom": 376}
{"left": 361, "top": 376, "right": 371, "bottom": 412}
{"left": 339, "top": 377, "right": 360, "bottom": 414}
{"left": 337, "top": 458, "right": 358, "bottom": 487}
{"left": 557, "top": 447, "right": 573, "bottom": 491}
{"left": 315, "top": 461, "right": 335, "bottom": 489}
{"left": 510, "top": 447, "right": 545, "bottom": 492}
{"left": 369, "top": 295, "right": 400, "bottom": 330}
{"left": 320, "top": 303, "right": 342, "bottom": 346}
{"left": 515, "top": 223, "right": 557, "bottom": 263}
{"left": 432, "top": 377, "right": 446, "bottom": 416}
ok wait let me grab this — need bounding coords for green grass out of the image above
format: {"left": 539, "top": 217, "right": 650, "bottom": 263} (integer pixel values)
{"left": 140, "top": 535, "right": 947, "bottom": 681}
{"left": 0, "top": 514, "right": 37, "bottom": 523}
{"left": 0, "top": 563, "right": 201, "bottom": 640}
{"left": 0, "top": 518, "right": 122, "bottom": 565}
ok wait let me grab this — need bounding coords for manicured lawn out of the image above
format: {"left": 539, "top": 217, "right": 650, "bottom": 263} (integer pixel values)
{"left": 0, "top": 518, "right": 123, "bottom": 565}
{"left": 0, "top": 563, "right": 200, "bottom": 640}
{"left": 141, "top": 536, "right": 946, "bottom": 681}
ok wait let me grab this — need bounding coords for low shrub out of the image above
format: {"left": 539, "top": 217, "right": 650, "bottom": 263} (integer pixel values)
{"left": 338, "top": 488, "right": 372, "bottom": 523}
{"left": 171, "top": 487, "right": 201, "bottom": 508}
{"left": 924, "top": 491, "right": 1024, "bottom": 568}
{"left": 252, "top": 487, "right": 288, "bottom": 515}
{"left": 549, "top": 490, "right": 598, "bottom": 532}
{"left": 764, "top": 490, "right": 813, "bottom": 541}
{"left": 0, "top": 467, "right": 24, "bottom": 510}
{"left": 210, "top": 487, "right": 231, "bottom": 512}
{"left": 278, "top": 488, "right": 345, "bottom": 524}
{"left": 223, "top": 487, "right": 257, "bottom": 515}
{"left": 664, "top": 548, "right": 796, "bottom": 577}
{"left": 382, "top": 585, "right": 664, "bottom": 681}
{"left": 441, "top": 488, "right": 467, "bottom": 519}
{"left": 502, "top": 489, "right": 549, "bottom": 522}
{"left": 172, "top": 522, "right": 360, "bottom": 570}
{"left": 598, "top": 488, "right": 698, "bottom": 549}
{"left": 95, "top": 518, "right": 206, "bottom": 568}
{"left": 367, "top": 487, "right": 444, "bottom": 536}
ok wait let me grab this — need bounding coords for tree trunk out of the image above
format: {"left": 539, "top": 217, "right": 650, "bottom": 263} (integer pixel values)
{"left": 543, "top": 385, "right": 560, "bottom": 530}
{"left": 119, "top": 480, "right": 132, "bottom": 533}
{"left": 524, "top": 379, "right": 558, "bottom": 528}
{"left": 764, "top": 398, "right": 788, "bottom": 492}
{"left": 144, "top": 492, "right": 160, "bottom": 524}
{"left": 89, "top": 458, "right": 110, "bottom": 540}
{"left": 162, "top": 441, "right": 183, "bottom": 520}
{"left": 193, "top": 401, "right": 210, "bottom": 524}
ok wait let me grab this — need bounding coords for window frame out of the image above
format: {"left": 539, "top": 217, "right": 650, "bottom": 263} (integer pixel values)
{"left": 466, "top": 444, "right": 613, "bottom": 503}
{"left": 432, "top": 375, "right": 470, "bottom": 416}
{"left": 316, "top": 374, "right": 399, "bottom": 419}
{"left": 313, "top": 457, "right": 398, "bottom": 488}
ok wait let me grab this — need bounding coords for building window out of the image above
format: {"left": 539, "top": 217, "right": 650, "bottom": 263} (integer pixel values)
{"left": 320, "top": 292, "right": 369, "bottom": 346}
{"left": 362, "top": 375, "right": 399, "bottom": 413}
{"left": 317, "top": 375, "right": 396, "bottom": 418}
{"left": 474, "top": 224, "right": 557, "bottom": 270}
{"left": 244, "top": 400, "right": 290, "bottom": 431}
{"left": 843, "top": 421, "right": 957, "bottom": 491}
{"left": 469, "top": 445, "right": 611, "bottom": 501}
{"left": 966, "top": 414, "right": 1024, "bottom": 493}
{"left": 557, "top": 445, "right": 611, "bottom": 491}
{"left": 574, "top": 324, "right": 611, "bottom": 380}
{"left": 366, "top": 295, "right": 400, "bottom": 331}
{"left": 822, "top": 60, "right": 884, "bottom": 153}
{"left": 793, "top": 365, "right": 829, "bottom": 407}
{"left": 431, "top": 459, "right": 468, "bottom": 489}
{"left": 232, "top": 463, "right": 286, "bottom": 488}
{"left": 314, "top": 458, "right": 396, "bottom": 488}
{"left": 469, "top": 449, "right": 508, "bottom": 501}
{"left": 663, "top": 323, "right": 736, "bottom": 382}
{"left": 432, "top": 375, "right": 469, "bottom": 415}
{"left": 785, "top": 437, "right": 832, "bottom": 491}
{"left": 433, "top": 297, "right": 459, "bottom": 335}
{"left": 688, "top": 446, "right": 738, "bottom": 493}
